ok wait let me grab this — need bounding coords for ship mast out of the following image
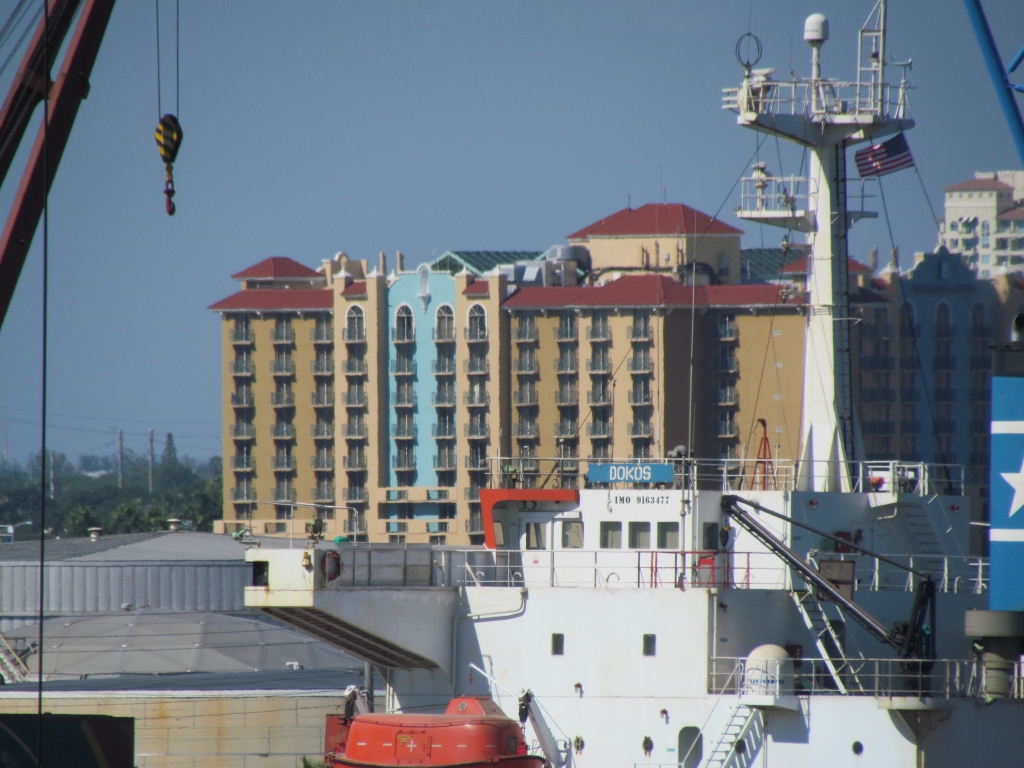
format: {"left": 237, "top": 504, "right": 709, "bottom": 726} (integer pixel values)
{"left": 723, "top": 1, "right": 913, "bottom": 491}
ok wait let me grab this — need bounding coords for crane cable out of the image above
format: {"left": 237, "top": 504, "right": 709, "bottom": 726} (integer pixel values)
{"left": 153, "top": 0, "right": 181, "bottom": 215}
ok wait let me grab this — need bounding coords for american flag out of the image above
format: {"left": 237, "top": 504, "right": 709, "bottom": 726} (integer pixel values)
{"left": 854, "top": 133, "right": 915, "bottom": 178}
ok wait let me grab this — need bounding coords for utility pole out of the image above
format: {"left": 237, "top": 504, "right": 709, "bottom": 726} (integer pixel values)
{"left": 118, "top": 429, "right": 123, "bottom": 489}
{"left": 148, "top": 429, "right": 154, "bottom": 495}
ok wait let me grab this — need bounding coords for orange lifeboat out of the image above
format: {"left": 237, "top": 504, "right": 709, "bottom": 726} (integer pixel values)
{"left": 326, "top": 696, "right": 545, "bottom": 767}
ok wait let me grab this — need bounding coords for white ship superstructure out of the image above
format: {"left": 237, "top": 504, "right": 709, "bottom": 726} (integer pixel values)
{"left": 245, "top": 5, "right": 1024, "bottom": 767}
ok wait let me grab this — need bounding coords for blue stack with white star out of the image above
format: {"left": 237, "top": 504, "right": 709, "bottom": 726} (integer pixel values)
{"left": 990, "top": 377, "right": 1024, "bottom": 610}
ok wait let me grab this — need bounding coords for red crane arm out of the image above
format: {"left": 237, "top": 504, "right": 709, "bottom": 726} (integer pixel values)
{"left": 0, "top": 0, "right": 116, "bottom": 328}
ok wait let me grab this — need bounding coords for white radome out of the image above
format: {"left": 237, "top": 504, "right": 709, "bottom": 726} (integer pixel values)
{"left": 804, "top": 13, "right": 829, "bottom": 43}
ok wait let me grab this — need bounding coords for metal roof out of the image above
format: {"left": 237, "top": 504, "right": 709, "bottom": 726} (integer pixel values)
{"left": 0, "top": 532, "right": 247, "bottom": 564}
{"left": 431, "top": 250, "right": 543, "bottom": 276}
{"left": 740, "top": 248, "right": 791, "bottom": 283}
{"left": 0, "top": 668, "right": 364, "bottom": 693}
{"left": 6, "top": 610, "right": 365, "bottom": 680}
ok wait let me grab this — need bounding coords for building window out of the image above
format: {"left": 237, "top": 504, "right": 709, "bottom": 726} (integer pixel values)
{"left": 551, "top": 634, "right": 564, "bottom": 656}
{"left": 468, "top": 304, "right": 487, "bottom": 340}
{"left": 717, "top": 252, "right": 730, "bottom": 278}
{"left": 599, "top": 521, "right": 622, "bottom": 549}
{"left": 628, "top": 521, "right": 651, "bottom": 549}
{"left": 394, "top": 305, "right": 414, "bottom": 342}
{"left": 642, "top": 634, "right": 656, "bottom": 656}
{"left": 525, "top": 522, "right": 546, "bottom": 550}
{"left": 561, "top": 521, "right": 584, "bottom": 548}
{"left": 657, "top": 522, "right": 679, "bottom": 549}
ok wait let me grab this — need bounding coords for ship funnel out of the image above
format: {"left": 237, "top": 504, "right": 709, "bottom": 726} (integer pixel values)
{"left": 804, "top": 13, "right": 828, "bottom": 44}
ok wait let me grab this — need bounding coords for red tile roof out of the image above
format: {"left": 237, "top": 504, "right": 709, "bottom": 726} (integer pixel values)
{"left": 998, "top": 208, "right": 1024, "bottom": 221}
{"left": 779, "top": 256, "right": 872, "bottom": 275}
{"left": 502, "top": 273, "right": 801, "bottom": 309}
{"left": 341, "top": 281, "right": 367, "bottom": 297}
{"left": 463, "top": 280, "right": 489, "bottom": 296}
{"left": 567, "top": 203, "right": 742, "bottom": 240}
{"left": 231, "top": 257, "right": 322, "bottom": 281}
{"left": 943, "top": 178, "right": 1014, "bottom": 193}
{"left": 209, "top": 289, "right": 332, "bottom": 311}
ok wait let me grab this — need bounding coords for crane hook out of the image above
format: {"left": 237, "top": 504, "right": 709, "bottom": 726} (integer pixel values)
{"left": 154, "top": 114, "right": 183, "bottom": 216}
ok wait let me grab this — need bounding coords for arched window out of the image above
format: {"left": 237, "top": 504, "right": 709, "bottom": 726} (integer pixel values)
{"left": 435, "top": 305, "right": 454, "bottom": 342}
{"left": 899, "top": 302, "right": 916, "bottom": 338}
{"left": 873, "top": 307, "right": 889, "bottom": 337}
{"left": 345, "top": 306, "right": 364, "bottom": 341}
{"left": 982, "top": 220, "right": 991, "bottom": 236}
{"left": 936, "top": 302, "right": 951, "bottom": 335}
{"left": 395, "top": 305, "right": 414, "bottom": 343}
{"left": 468, "top": 304, "right": 487, "bottom": 341}
{"left": 972, "top": 303, "right": 987, "bottom": 335}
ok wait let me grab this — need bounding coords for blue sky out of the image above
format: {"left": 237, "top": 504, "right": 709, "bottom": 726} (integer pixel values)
{"left": 0, "top": 0, "right": 1022, "bottom": 463}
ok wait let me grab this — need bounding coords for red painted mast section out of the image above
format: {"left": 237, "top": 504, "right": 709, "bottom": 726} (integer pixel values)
{"left": 0, "top": 0, "right": 117, "bottom": 328}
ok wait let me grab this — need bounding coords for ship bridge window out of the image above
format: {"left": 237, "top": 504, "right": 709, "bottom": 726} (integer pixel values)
{"left": 657, "top": 522, "right": 679, "bottom": 549}
{"left": 678, "top": 727, "right": 702, "bottom": 768}
{"left": 493, "top": 522, "right": 505, "bottom": 547}
{"left": 525, "top": 522, "right": 546, "bottom": 550}
{"left": 642, "top": 634, "right": 656, "bottom": 656}
{"left": 628, "top": 522, "right": 651, "bottom": 548}
{"left": 599, "top": 521, "right": 622, "bottom": 549}
{"left": 551, "top": 634, "right": 564, "bottom": 655}
{"left": 561, "top": 521, "right": 583, "bottom": 548}
{"left": 252, "top": 561, "right": 269, "bottom": 588}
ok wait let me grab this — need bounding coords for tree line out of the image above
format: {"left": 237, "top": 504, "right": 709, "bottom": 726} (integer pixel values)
{"left": 0, "top": 434, "right": 222, "bottom": 539}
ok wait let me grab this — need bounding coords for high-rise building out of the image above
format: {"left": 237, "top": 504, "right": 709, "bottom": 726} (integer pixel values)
{"left": 938, "top": 171, "right": 1024, "bottom": 278}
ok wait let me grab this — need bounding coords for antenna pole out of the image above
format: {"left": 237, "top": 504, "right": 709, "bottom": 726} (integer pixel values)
{"left": 149, "top": 429, "right": 154, "bottom": 494}
{"left": 117, "top": 429, "right": 123, "bottom": 489}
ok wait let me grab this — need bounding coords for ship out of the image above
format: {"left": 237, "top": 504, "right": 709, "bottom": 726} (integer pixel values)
{"left": 244, "top": 4, "right": 1024, "bottom": 766}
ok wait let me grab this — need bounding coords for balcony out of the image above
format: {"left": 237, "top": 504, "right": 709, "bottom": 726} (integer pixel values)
{"left": 715, "top": 422, "right": 738, "bottom": 438}
{"left": 715, "top": 388, "right": 738, "bottom": 407}
{"left": 934, "top": 420, "right": 957, "bottom": 434}
{"left": 270, "top": 360, "right": 295, "bottom": 376}
{"left": 629, "top": 421, "right": 654, "bottom": 438}
{"left": 391, "top": 328, "right": 416, "bottom": 344}
{"left": 587, "top": 422, "right": 612, "bottom": 438}
{"left": 342, "top": 455, "right": 366, "bottom": 470}
{"left": 271, "top": 424, "right": 296, "bottom": 439}
{"left": 433, "top": 454, "right": 457, "bottom": 470}
{"left": 230, "top": 392, "right": 254, "bottom": 407}
{"left": 933, "top": 388, "right": 957, "bottom": 403}
{"left": 311, "top": 486, "right": 335, "bottom": 503}
{"left": 314, "top": 423, "right": 338, "bottom": 439}
{"left": 554, "top": 422, "right": 579, "bottom": 439}
{"left": 553, "top": 326, "right": 578, "bottom": 342}
{"left": 270, "top": 392, "right": 295, "bottom": 408}
{"left": 555, "top": 358, "right": 579, "bottom": 374}
{"left": 860, "top": 388, "right": 894, "bottom": 403}
{"left": 513, "top": 359, "right": 538, "bottom": 374}
{"left": 432, "top": 327, "right": 456, "bottom": 343}
{"left": 514, "top": 326, "right": 538, "bottom": 342}
{"left": 464, "top": 486, "right": 481, "bottom": 502}
{"left": 712, "top": 358, "right": 738, "bottom": 374}
{"left": 464, "top": 391, "right": 490, "bottom": 407}
{"left": 464, "top": 358, "right": 490, "bottom": 375}
{"left": 231, "top": 455, "right": 254, "bottom": 471}
{"left": 466, "top": 423, "right": 491, "bottom": 439}
{"left": 232, "top": 359, "right": 254, "bottom": 376}
{"left": 900, "top": 420, "right": 922, "bottom": 435}
{"left": 628, "top": 390, "right": 653, "bottom": 406}
{"left": 311, "top": 455, "right": 335, "bottom": 470}
{"left": 231, "top": 423, "right": 255, "bottom": 439}
{"left": 862, "top": 420, "right": 896, "bottom": 436}
{"left": 513, "top": 422, "right": 538, "bottom": 439}
{"left": 311, "top": 327, "right": 333, "bottom": 344}
{"left": 432, "top": 423, "right": 457, "bottom": 439}
{"left": 343, "top": 515, "right": 368, "bottom": 532}
{"left": 432, "top": 359, "right": 456, "bottom": 375}
{"left": 716, "top": 324, "right": 738, "bottom": 342}
{"left": 391, "top": 392, "right": 418, "bottom": 408}
{"left": 970, "top": 354, "right": 993, "bottom": 369}
{"left": 343, "top": 359, "right": 367, "bottom": 376}
{"left": 970, "top": 388, "right": 991, "bottom": 403}
{"left": 933, "top": 356, "right": 957, "bottom": 371}
{"left": 588, "top": 390, "right": 612, "bottom": 406}
{"left": 231, "top": 487, "right": 256, "bottom": 502}
{"left": 586, "top": 325, "right": 611, "bottom": 342}
{"left": 628, "top": 358, "right": 654, "bottom": 374}
{"left": 391, "top": 424, "right": 418, "bottom": 440}
{"left": 339, "top": 392, "right": 364, "bottom": 408}
{"left": 587, "top": 358, "right": 612, "bottom": 374}
{"left": 900, "top": 389, "right": 921, "bottom": 403}
{"left": 861, "top": 356, "right": 895, "bottom": 371}
{"left": 271, "top": 455, "right": 297, "bottom": 471}
{"left": 345, "top": 487, "right": 368, "bottom": 504}
{"left": 232, "top": 328, "right": 253, "bottom": 344}
{"left": 392, "top": 456, "right": 416, "bottom": 471}
{"left": 432, "top": 391, "right": 456, "bottom": 407}
{"left": 554, "top": 390, "right": 578, "bottom": 406}
{"left": 465, "top": 516, "right": 485, "bottom": 535}
{"left": 312, "top": 390, "right": 335, "bottom": 407}
{"left": 465, "top": 327, "right": 489, "bottom": 343}
{"left": 311, "top": 359, "right": 335, "bottom": 375}
{"left": 342, "top": 327, "right": 366, "bottom": 343}
{"left": 271, "top": 328, "right": 295, "bottom": 344}
{"left": 465, "top": 455, "right": 488, "bottom": 470}
{"left": 390, "top": 359, "right": 417, "bottom": 376}
{"left": 272, "top": 488, "right": 297, "bottom": 503}
{"left": 629, "top": 324, "right": 653, "bottom": 341}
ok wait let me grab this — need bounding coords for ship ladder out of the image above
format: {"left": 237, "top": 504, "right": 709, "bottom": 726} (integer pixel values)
{"left": 791, "top": 589, "right": 864, "bottom": 694}
{"left": 700, "top": 701, "right": 763, "bottom": 768}
{"left": 901, "top": 506, "right": 946, "bottom": 579}
{"left": 0, "top": 631, "right": 27, "bottom": 684}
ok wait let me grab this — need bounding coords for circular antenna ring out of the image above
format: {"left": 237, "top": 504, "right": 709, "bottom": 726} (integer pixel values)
{"left": 735, "top": 33, "right": 762, "bottom": 71}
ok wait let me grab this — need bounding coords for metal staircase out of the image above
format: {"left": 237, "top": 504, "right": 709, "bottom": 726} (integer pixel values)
{"left": 902, "top": 506, "right": 945, "bottom": 575}
{"left": 791, "top": 589, "right": 863, "bottom": 694}
{"left": 701, "top": 702, "right": 763, "bottom": 768}
{"left": 0, "top": 632, "right": 27, "bottom": 683}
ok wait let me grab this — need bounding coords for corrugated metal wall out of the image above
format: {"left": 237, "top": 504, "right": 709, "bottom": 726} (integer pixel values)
{"left": 0, "top": 561, "right": 251, "bottom": 630}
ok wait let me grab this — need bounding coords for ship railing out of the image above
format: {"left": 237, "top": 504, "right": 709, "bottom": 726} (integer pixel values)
{"left": 738, "top": 175, "right": 814, "bottom": 215}
{"left": 722, "top": 76, "right": 906, "bottom": 121}
{"left": 708, "top": 656, "right": 1023, "bottom": 701}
